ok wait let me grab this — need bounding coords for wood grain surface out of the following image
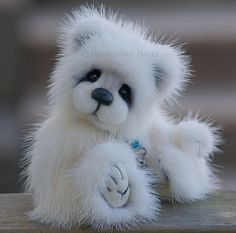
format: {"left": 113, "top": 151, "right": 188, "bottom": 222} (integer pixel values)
{"left": 0, "top": 192, "right": 236, "bottom": 232}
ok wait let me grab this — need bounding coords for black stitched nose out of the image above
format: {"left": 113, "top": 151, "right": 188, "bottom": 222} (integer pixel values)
{"left": 91, "top": 88, "right": 113, "bottom": 106}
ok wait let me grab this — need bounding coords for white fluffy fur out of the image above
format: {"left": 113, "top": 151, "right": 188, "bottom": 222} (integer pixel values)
{"left": 24, "top": 5, "right": 221, "bottom": 230}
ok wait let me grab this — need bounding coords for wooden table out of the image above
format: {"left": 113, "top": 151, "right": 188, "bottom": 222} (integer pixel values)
{"left": 0, "top": 192, "right": 236, "bottom": 232}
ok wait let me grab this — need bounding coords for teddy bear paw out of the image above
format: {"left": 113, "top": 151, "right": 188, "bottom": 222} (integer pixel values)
{"left": 102, "top": 162, "right": 130, "bottom": 208}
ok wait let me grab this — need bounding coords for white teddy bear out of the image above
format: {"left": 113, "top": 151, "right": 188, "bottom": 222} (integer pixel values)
{"left": 25, "top": 6, "right": 221, "bottom": 230}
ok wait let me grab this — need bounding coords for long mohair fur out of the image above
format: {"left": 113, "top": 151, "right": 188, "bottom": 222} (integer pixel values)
{"left": 23, "top": 5, "right": 221, "bottom": 230}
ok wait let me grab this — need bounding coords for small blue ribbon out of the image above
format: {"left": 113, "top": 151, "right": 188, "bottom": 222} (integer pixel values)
{"left": 130, "top": 139, "right": 147, "bottom": 168}
{"left": 130, "top": 139, "right": 142, "bottom": 151}
{"left": 130, "top": 139, "right": 147, "bottom": 155}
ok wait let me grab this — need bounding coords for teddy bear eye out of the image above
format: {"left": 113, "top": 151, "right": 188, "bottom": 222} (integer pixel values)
{"left": 86, "top": 69, "right": 101, "bottom": 82}
{"left": 119, "top": 84, "right": 132, "bottom": 106}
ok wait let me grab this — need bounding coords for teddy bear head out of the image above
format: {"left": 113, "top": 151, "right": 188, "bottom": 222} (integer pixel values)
{"left": 49, "top": 6, "right": 189, "bottom": 134}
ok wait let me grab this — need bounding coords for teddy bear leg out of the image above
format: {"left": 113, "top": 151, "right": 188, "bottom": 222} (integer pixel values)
{"left": 158, "top": 146, "right": 219, "bottom": 203}
{"left": 102, "top": 162, "right": 130, "bottom": 208}
{"left": 71, "top": 142, "right": 158, "bottom": 229}
{"left": 168, "top": 120, "right": 220, "bottom": 201}
{"left": 173, "top": 119, "right": 220, "bottom": 158}
{"left": 152, "top": 120, "right": 220, "bottom": 202}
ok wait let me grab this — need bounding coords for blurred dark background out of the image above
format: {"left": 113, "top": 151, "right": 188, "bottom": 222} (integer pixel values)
{"left": 0, "top": 0, "right": 235, "bottom": 193}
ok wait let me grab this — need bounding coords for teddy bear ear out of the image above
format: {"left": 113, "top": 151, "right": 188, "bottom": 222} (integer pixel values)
{"left": 59, "top": 8, "right": 110, "bottom": 53}
{"left": 71, "top": 30, "right": 97, "bottom": 50}
{"left": 152, "top": 44, "right": 190, "bottom": 100}
{"left": 68, "top": 16, "right": 104, "bottom": 51}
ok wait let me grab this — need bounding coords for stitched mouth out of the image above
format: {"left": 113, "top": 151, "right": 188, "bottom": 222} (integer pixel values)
{"left": 92, "top": 103, "right": 101, "bottom": 116}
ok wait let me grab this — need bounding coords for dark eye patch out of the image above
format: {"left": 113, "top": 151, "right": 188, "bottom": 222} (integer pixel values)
{"left": 118, "top": 84, "right": 132, "bottom": 107}
{"left": 85, "top": 69, "right": 101, "bottom": 82}
{"left": 74, "top": 69, "right": 101, "bottom": 86}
